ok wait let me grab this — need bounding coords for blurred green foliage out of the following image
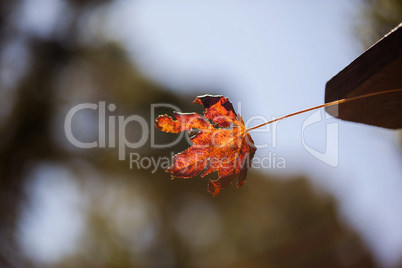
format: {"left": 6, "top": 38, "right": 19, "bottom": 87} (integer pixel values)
{"left": 358, "top": 0, "right": 402, "bottom": 47}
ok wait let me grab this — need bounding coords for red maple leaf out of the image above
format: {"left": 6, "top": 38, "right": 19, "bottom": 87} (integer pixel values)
{"left": 155, "top": 95, "right": 256, "bottom": 196}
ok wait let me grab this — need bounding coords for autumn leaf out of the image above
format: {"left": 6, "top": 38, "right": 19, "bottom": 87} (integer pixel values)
{"left": 155, "top": 95, "right": 256, "bottom": 196}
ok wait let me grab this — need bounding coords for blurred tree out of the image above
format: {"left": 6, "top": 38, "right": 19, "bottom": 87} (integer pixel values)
{"left": 358, "top": 0, "right": 402, "bottom": 48}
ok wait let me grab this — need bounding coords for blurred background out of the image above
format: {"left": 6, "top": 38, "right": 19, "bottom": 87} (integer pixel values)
{"left": 0, "top": 0, "right": 401, "bottom": 267}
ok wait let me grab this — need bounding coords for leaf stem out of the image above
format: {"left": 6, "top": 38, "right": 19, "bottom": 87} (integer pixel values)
{"left": 246, "top": 88, "right": 402, "bottom": 132}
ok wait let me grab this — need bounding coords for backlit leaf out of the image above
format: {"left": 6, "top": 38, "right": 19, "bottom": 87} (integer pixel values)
{"left": 155, "top": 95, "right": 256, "bottom": 196}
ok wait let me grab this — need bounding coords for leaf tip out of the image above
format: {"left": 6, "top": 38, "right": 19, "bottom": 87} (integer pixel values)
{"left": 207, "top": 180, "right": 221, "bottom": 197}
{"left": 155, "top": 114, "right": 180, "bottom": 133}
{"left": 192, "top": 97, "right": 203, "bottom": 105}
{"left": 237, "top": 180, "right": 245, "bottom": 188}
